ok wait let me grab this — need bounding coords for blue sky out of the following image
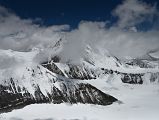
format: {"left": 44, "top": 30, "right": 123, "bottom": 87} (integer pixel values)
{"left": 0, "top": 0, "right": 158, "bottom": 28}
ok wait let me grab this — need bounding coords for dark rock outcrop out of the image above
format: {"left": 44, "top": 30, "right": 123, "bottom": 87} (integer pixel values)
{"left": 65, "top": 64, "right": 96, "bottom": 80}
{"left": 121, "top": 73, "right": 143, "bottom": 84}
{"left": 0, "top": 78, "right": 118, "bottom": 113}
{"left": 42, "top": 62, "right": 65, "bottom": 76}
{"left": 42, "top": 62, "right": 97, "bottom": 80}
{"left": 101, "top": 68, "right": 144, "bottom": 84}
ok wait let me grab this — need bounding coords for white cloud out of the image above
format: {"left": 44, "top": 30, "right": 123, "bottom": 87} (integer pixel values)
{"left": 0, "top": 54, "right": 20, "bottom": 69}
{"left": 0, "top": 6, "right": 69, "bottom": 51}
{"left": 112, "top": 0, "right": 157, "bottom": 29}
{"left": 59, "top": 21, "right": 107, "bottom": 63}
{"left": 61, "top": 21, "right": 159, "bottom": 60}
{"left": 0, "top": 1, "right": 159, "bottom": 64}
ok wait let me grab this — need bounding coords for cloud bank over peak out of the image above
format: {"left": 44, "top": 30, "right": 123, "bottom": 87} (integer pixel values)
{"left": 0, "top": 6, "right": 69, "bottom": 51}
{"left": 63, "top": 21, "right": 159, "bottom": 60}
{"left": 0, "top": 0, "right": 159, "bottom": 62}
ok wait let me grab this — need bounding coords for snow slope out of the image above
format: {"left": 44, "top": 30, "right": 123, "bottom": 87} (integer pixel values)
{"left": 2, "top": 81, "right": 159, "bottom": 120}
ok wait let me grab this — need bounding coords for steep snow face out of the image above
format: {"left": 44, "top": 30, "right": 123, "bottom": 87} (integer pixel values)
{"left": 83, "top": 46, "right": 124, "bottom": 70}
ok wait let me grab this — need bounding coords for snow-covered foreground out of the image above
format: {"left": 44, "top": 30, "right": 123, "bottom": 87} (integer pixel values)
{"left": 1, "top": 82, "right": 159, "bottom": 120}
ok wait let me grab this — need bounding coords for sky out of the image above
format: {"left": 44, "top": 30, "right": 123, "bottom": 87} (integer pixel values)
{"left": 0, "top": 0, "right": 158, "bottom": 28}
{"left": 0, "top": 0, "right": 159, "bottom": 61}
{"left": 0, "top": 0, "right": 122, "bottom": 28}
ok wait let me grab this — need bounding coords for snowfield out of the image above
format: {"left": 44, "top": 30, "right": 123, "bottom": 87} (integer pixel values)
{"left": 1, "top": 81, "right": 159, "bottom": 120}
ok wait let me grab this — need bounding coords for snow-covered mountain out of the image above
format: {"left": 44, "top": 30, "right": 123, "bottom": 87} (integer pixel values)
{"left": 0, "top": 46, "right": 119, "bottom": 112}
{"left": 124, "top": 49, "right": 159, "bottom": 69}
{"left": 0, "top": 39, "right": 159, "bottom": 113}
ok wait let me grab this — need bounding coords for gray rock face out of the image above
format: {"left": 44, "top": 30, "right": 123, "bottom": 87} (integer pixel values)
{"left": 42, "top": 62, "right": 65, "bottom": 76}
{"left": 149, "top": 72, "right": 159, "bottom": 82}
{"left": 121, "top": 73, "right": 143, "bottom": 84}
{"left": 0, "top": 78, "right": 117, "bottom": 113}
{"left": 42, "top": 61, "right": 97, "bottom": 80}
{"left": 65, "top": 64, "right": 97, "bottom": 80}
{"left": 101, "top": 68, "right": 144, "bottom": 84}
